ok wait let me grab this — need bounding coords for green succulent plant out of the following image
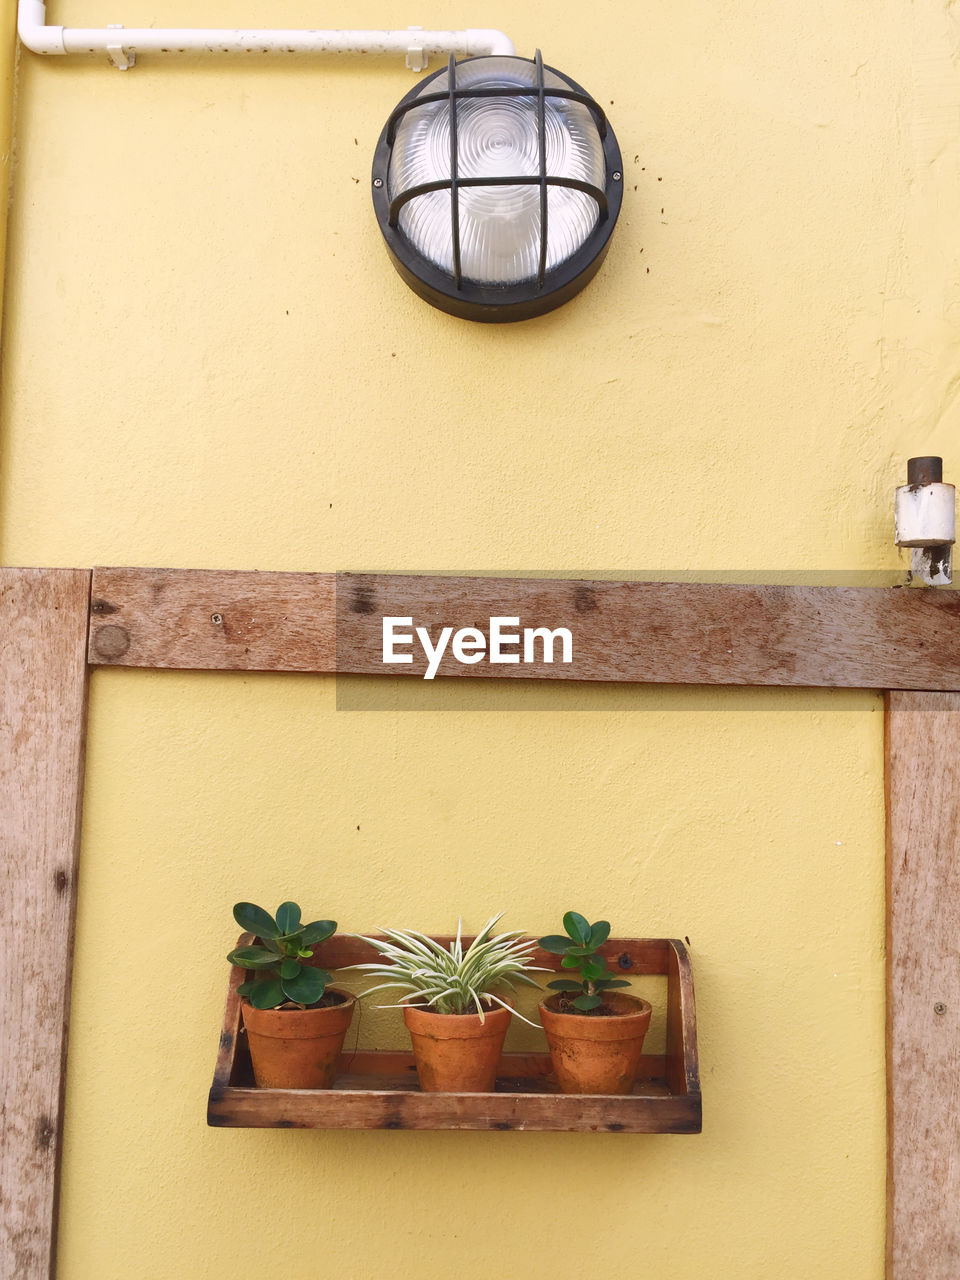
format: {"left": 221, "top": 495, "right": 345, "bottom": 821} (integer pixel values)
{"left": 348, "top": 915, "right": 545, "bottom": 1025}
{"left": 538, "top": 911, "right": 632, "bottom": 1012}
{"left": 227, "top": 900, "right": 337, "bottom": 1010}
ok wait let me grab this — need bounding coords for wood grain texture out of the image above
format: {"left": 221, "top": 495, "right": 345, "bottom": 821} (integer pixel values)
{"left": 886, "top": 692, "right": 960, "bottom": 1279}
{"left": 311, "top": 932, "right": 673, "bottom": 975}
{"left": 88, "top": 567, "right": 335, "bottom": 671}
{"left": 90, "top": 567, "right": 960, "bottom": 688}
{"left": 0, "top": 569, "right": 91, "bottom": 1280}
{"left": 666, "top": 939, "right": 700, "bottom": 1099}
{"left": 208, "top": 1082, "right": 702, "bottom": 1133}
{"left": 208, "top": 935, "right": 700, "bottom": 1132}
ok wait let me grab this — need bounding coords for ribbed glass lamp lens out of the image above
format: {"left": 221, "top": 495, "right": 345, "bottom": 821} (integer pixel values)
{"left": 388, "top": 57, "right": 606, "bottom": 286}
{"left": 373, "top": 53, "right": 622, "bottom": 321}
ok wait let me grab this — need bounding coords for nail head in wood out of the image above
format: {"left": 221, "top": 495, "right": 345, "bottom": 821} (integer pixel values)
{"left": 92, "top": 624, "right": 130, "bottom": 659}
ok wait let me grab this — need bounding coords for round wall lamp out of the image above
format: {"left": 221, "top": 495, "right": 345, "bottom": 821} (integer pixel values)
{"left": 372, "top": 52, "right": 623, "bottom": 322}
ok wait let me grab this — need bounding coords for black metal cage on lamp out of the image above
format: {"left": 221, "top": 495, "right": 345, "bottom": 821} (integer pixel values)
{"left": 372, "top": 52, "right": 623, "bottom": 322}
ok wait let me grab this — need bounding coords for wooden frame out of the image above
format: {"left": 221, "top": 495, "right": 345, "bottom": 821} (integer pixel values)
{"left": 4, "top": 565, "right": 957, "bottom": 1275}
{"left": 209, "top": 935, "right": 700, "bottom": 1133}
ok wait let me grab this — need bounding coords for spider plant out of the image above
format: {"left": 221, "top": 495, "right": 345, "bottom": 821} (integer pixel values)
{"left": 349, "top": 915, "right": 545, "bottom": 1026}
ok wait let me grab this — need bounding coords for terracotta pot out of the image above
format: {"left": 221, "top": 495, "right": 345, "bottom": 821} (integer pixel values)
{"left": 241, "top": 989, "right": 356, "bottom": 1089}
{"left": 402, "top": 1003, "right": 511, "bottom": 1092}
{"left": 539, "top": 992, "right": 652, "bottom": 1095}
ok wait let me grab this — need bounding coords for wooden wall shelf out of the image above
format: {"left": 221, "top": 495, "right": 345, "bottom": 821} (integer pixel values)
{"left": 208, "top": 935, "right": 701, "bottom": 1133}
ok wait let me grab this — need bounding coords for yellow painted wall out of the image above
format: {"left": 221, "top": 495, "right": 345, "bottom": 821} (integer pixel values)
{"left": 3, "top": 0, "right": 959, "bottom": 1274}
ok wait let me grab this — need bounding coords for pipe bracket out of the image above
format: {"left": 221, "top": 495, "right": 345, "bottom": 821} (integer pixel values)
{"left": 106, "top": 25, "right": 135, "bottom": 69}
{"left": 405, "top": 26, "right": 426, "bottom": 72}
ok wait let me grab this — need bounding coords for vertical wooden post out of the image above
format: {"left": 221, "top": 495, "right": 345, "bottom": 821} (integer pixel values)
{"left": 0, "top": 569, "right": 91, "bottom": 1280}
{"left": 886, "top": 691, "right": 960, "bottom": 1278}
{"left": 0, "top": 0, "right": 18, "bottom": 356}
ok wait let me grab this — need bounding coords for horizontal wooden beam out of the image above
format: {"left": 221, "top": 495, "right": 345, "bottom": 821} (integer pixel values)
{"left": 88, "top": 567, "right": 960, "bottom": 689}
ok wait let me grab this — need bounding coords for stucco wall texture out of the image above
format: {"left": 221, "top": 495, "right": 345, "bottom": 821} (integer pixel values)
{"left": 2, "top": 0, "right": 958, "bottom": 1275}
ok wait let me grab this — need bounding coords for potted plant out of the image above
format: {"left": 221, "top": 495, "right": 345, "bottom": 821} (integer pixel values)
{"left": 227, "top": 900, "right": 355, "bottom": 1089}
{"left": 538, "top": 911, "right": 652, "bottom": 1095}
{"left": 349, "top": 916, "right": 543, "bottom": 1092}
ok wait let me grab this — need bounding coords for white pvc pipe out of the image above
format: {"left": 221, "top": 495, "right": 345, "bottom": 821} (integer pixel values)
{"left": 17, "top": 0, "right": 514, "bottom": 66}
